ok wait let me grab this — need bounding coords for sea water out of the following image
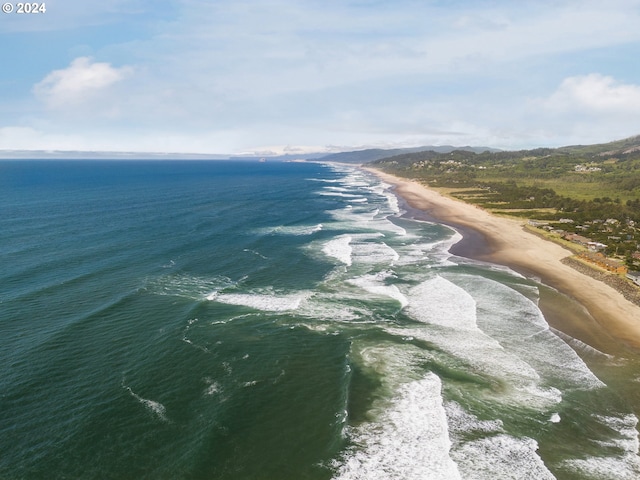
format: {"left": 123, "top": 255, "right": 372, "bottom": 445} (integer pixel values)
{"left": 1, "top": 160, "right": 640, "bottom": 479}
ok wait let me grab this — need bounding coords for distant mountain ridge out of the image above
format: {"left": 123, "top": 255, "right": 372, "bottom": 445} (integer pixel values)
{"left": 2, "top": 135, "right": 639, "bottom": 162}
{"left": 312, "top": 135, "right": 640, "bottom": 165}
{"left": 369, "top": 134, "right": 640, "bottom": 173}
{"left": 555, "top": 134, "right": 640, "bottom": 156}
{"left": 312, "top": 145, "right": 501, "bottom": 164}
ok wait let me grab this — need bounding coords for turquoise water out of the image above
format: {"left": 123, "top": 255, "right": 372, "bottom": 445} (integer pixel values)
{"left": 1, "top": 160, "right": 639, "bottom": 479}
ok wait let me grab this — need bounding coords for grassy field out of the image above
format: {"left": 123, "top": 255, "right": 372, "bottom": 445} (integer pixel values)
{"left": 496, "top": 176, "right": 637, "bottom": 203}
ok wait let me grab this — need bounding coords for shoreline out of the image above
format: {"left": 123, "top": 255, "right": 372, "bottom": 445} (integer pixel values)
{"left": 365, "top": 167, "right": 640, "bottom": 353}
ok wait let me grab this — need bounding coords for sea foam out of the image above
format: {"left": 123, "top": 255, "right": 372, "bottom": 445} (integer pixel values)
{"left": 123, "top": 384, "right": 168, "bottom": 422}
{"left": 562, "top": 414, "right": 640, "bottom": 479}
{"left": 347, "top": 271, "right": 408, "bottom": 308}
{"left": 332, "top": 373, "right": 460, "bottom": 480}
{"left": 349, "top": 237, "right": 399, "bottom": 265}
{"left": 181, "top": 318, "right": 210, "bottom": 353}
{"left": 444, "top": 401, "right": 556, "bottom": 479}
{"left": 255, "top": 223, "right": 323, "bottom": 236}
{"left": 323, "top": 235, "right": 353, "bottom": 266}
{"left": 208, "top": 290, "right": 310, "bottom": 312}
{"left": 451, "top": 273, "right": 605, "bottom": 390}
{"left": 399, "top": 275, "right": 563, "bottom": 408}
{"left": 405, "top": 275, "right": 478, "bottom": 331}
{"left": 146, "top": 274, "right": 236, "bottom": 300}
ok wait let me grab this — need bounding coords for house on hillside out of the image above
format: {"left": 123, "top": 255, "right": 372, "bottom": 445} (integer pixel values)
{"left": 627, "top": 272, "right": 640, "bottom": 287}
{"left": 579, "top": 252, "right": 628, "bottom": 275}
{"left": 563, "top": 233, "right": 592, "bottom": 246}
{"left": 528, "top": 220, "right": 549, "bottom": 227}
{"left": 587, "top": 242, "right": 607, "bottom": 252}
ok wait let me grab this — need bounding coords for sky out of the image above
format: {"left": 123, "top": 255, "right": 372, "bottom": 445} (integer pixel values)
{"left": 1, "top": 0, "right": 640, "bottom": 155}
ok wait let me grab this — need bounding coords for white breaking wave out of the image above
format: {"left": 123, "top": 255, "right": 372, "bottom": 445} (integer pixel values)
{"left": 392, "top": 240, "right": 439, "bottom": 265}
{"left": 333, "top": 346, "right": 460, "bottom": 480}
{"left": 365, "top": 183, "right": 386, "bottom": 197}
{"left": 255, "top": 223, "right": 323, "bottom": 236}
{"left": 323, "top": 235, "right": 353, "bottom": 266}
{"left": 562, "top": 414, "right": 640, "bottom": 480}
{"left": 450, "top": 273, "right": 605, "bottom": 390}
{"left": 333, "top": 172, "right": 370, "bottom": 189}
{"left": 445, "top": 402, "right": 556, "bottom": 480}
{"left": 347, "top": 271, "right": 408, "bottom": 308}
{"left": 382, "top": 189, "right": 400, "bottom": 214}
{"left": 333, "top": 375, "right": 460, "bottom": 479}
{"left": 455, "top": 434, "right": 556, "bottom": 480}
{"left": 325, "top": 206, "right": 377, "bottom": 226}
{"left": 322, "top": 167, "right": 403, "bottom": 223}
{"left": 394, "top": 229, "right": 462, "bottom": 268}
{"left": 429, "top": 229, "right": 462, "bottom": 266}
{"left": 207, "top": 290, "right": 310, "bottom": 312}
{"left": 296, "top": 292, "right": 374, "bottom": 323}
{"left": 399, "top": 275, "right": 563, "bottom": 408}
{"left": 552, "top": 328, "right": 617, "bottom": 362}
{"left": 307, "top": 177, "right": 342, "bottom": 183}
{"left": 361, "top": 178, "right": 400, "bottom": 213}
{"left": 368, "top": 217, "right": 407, "bottom": 236}
{"left": 350, "top": 237, "right": 400, "bottom": 265}
{"left": 317, "top": 231, "right": 402, "bottom": 271}
{"left": 405, "top": 275, "right": 478, "bottom": 331}
{"left": 317, "top": 191, "right": 367, "bottom": 200}
{"left": 326, "top": 204, "right": 407, "bottom": 236}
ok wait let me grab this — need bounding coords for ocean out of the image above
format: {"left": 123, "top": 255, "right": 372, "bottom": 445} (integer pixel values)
{"left": 1, "top": 160, "right": 640, "bottom": 479}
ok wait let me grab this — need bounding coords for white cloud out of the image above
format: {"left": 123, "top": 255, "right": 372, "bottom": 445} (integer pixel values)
{"left": 544, "top": 74, "right": 640, "bottom": 113}
{"left": 6, "top": 1, "right": 640, "bottom": 153}
{"left": 103, "top": 0, "right": 640, "bottom": 131}
{"left": 33, "top": 57, "right": 133, "bottom": 109}
{"left": 516, "top": 74, "right": 640, "bottom": 147}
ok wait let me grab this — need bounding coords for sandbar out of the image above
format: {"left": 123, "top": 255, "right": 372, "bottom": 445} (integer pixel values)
{"left": 366, "top": 167, "right": 640, "bottom": 352}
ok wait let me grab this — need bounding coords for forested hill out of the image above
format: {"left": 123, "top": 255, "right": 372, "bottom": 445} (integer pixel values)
{"left": 313, "top": 145, "right": 499, "bottom": 164}
{"left": 370, "top": 135, "right": 640, "bottom": 198}
{"left": 370, "top": 134, "right": 640, "bottom": 268}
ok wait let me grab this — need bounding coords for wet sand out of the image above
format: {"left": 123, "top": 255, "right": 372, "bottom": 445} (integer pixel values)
{"left": 366, "top": 167, "right": 640, "bottom": 352}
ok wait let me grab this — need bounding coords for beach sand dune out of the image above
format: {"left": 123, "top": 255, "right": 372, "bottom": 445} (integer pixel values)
{"left": 367, "top": 168, "right": 640, "bottom": 352}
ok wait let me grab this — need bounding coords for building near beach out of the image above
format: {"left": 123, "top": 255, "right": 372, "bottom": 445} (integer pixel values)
{"left": 564, "top": 233, "right": 592, "bottom": 246}
{"left": 579, "top": 252, "right": 628, "bottom": 275}
{"left": 587, "top": 242, "right": 607, "bottom": 252}
{"left": 627, "top": 272, "right": 640, "bottom": 287}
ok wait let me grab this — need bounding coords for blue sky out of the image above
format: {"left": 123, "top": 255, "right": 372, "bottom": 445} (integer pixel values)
{"left": 1, "top": 0, "right": 640, "bottom": 154}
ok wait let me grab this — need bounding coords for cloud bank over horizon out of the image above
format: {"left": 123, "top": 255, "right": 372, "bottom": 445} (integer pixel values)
{"left": 1, "top": 0, "right": 640, "bottom": 154}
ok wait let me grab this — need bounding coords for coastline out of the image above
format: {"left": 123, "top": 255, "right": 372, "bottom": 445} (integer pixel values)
{"left": 365, "top": 167, "right": 640, "bottom": 352}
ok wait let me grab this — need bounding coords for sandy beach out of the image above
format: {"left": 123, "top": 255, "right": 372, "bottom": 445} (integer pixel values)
{"left": 366, "top": 167, "right": 640, "bottom": 352}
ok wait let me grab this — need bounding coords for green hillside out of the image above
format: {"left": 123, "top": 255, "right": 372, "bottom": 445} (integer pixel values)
{"left": 371, "top": 135, "right": 640, "bottom": 269}
{"left": 313, "top": 145, "right": 499, "bottom": 164}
